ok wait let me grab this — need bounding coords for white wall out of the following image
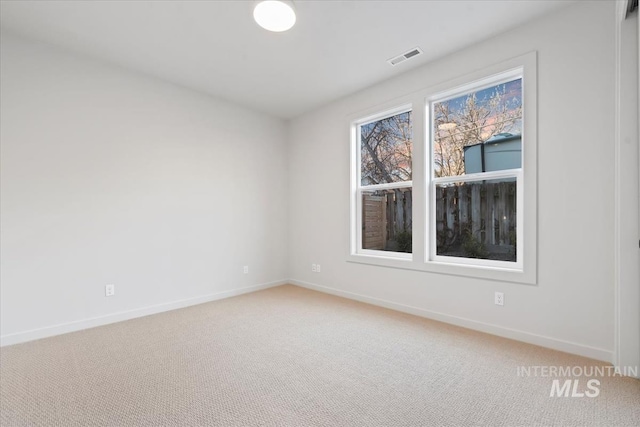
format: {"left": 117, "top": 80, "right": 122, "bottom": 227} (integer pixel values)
{"left": 617, "top": 7, "right": 640, "bottom": 371}
{"left": 0, "top": 33, "right": 289, "bottom": 344}
{"left": 288, "top": 1, "right": 620, "bottom": 362}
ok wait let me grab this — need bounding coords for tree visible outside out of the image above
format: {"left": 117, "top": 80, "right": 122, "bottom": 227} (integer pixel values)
{"left": 432, "top": 78, "right": 523, "bottom": 262}
{"left": 357, "top": 79, "right": 522, "bottom": 258}
{"left": 360, "top": 111, "right": 412, "bottom": 253}
{"left": 433, "top": 78, "right": 522, "bottom": 178}
{"left": 358, "top": 80, "right": 522, "bottom": 185}
{"left": 360, "top": 111, "right": 412, "bottom": 185}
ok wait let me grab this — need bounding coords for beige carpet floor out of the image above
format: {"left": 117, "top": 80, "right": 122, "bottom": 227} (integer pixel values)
{"left": 1, "top": 284, "right": 639, "bottom": 427}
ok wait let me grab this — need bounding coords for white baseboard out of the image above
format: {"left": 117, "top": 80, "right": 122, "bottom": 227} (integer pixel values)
{"left": 3, "top": 279, "right": 616, "bottom": 365}
{"left": 0, "top": 280, "right": 288, "bottom": 347}
{"left": 290, "top": 279, "right": 614, "bottom": 364}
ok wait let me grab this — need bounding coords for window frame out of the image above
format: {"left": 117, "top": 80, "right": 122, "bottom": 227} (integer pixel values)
{"left": 352, "top": 104, "right": 414, "bottom": 260}
{"left": 347, "top": 52, "right": 537, "bottom": 285}
{"left": 427, "top": 69, "right": 525, "bottom": 271}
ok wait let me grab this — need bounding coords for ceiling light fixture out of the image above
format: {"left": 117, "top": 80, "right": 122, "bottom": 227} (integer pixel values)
{"left": 253, "top": 1, "right": 296, "bottom": 32}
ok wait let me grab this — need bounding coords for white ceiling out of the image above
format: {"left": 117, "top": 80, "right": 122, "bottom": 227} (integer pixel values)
{"left": 0, "top": 1, "right": 573, "bottom": 119}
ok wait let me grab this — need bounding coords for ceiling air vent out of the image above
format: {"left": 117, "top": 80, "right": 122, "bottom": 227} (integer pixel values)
{"left": 387, "top": 47, "right": 423, "bottom": 67}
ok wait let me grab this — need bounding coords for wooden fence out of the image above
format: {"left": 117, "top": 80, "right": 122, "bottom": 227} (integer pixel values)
{"left": 362, "top": 181, "right": 516, "bottom": 259}
{"left": 362, "top": 188, "right": 412, "bottom": 251}
{"left": 436, "top": 180, "right": 516, "bottom": 258}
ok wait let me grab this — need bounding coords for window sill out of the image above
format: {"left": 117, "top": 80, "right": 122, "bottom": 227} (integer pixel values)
{"left": 346, "top": 253, "right": 536, "bottom": 285}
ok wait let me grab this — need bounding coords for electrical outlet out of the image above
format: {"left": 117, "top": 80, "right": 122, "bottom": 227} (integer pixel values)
{"left": 105, "top": 284, "right": 115, "bottom": 297}
{"left": 312, "top": 263, "right": 317, "bottom": 272}
{"left": 243, "top": 266, "right": 249, "bottom": 274}
{"left": 494, "top": 292, "right": 504, "bottom": 306}
{"left": 316, "top": 264, "right": 321, "bottom": 273}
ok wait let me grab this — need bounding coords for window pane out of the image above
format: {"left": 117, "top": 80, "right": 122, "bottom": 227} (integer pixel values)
{"left": 435, "top": 178, "right": 516, "bottom": 262}
{"left": 433, "top": 79, "right": 522, "bottom": 178}
{"left": 360, "top": 111, "right": 412, "bottom": 185}
{"left": 362, "top": 188, "right": 412, "bottom": 253}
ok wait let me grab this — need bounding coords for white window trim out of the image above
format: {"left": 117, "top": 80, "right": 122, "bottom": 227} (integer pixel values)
{"left": 351, "top": 104, "right": 413, "bottom": 261}
{"left": 427, "top": 69, "right": 524, "bottom": 271}
{"left": 347, "top": 52, "right": 537, "bottom": 285}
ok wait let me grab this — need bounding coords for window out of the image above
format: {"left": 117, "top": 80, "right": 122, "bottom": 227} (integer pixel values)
{"left": 428, "top": 71, "right": 524, "bottom": 269}
{"left": 354, "top": 107, "right": 413, "bottom": 258}
{"left": 349, "top": 52, "right": 536, "bottom": 284}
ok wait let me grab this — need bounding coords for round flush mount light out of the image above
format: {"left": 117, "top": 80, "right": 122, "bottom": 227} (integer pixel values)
{"left": 253, "top": 1, "right": 296, "bottom": 32}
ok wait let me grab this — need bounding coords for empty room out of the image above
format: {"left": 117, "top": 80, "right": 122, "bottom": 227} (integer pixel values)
{"left": 1, "top": 0, "right": 639, "bottom": 426}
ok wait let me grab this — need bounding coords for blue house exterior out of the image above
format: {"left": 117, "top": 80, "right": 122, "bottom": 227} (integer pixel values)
{"left": 463, "top": 133, "right": 522, "bottom": 173}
